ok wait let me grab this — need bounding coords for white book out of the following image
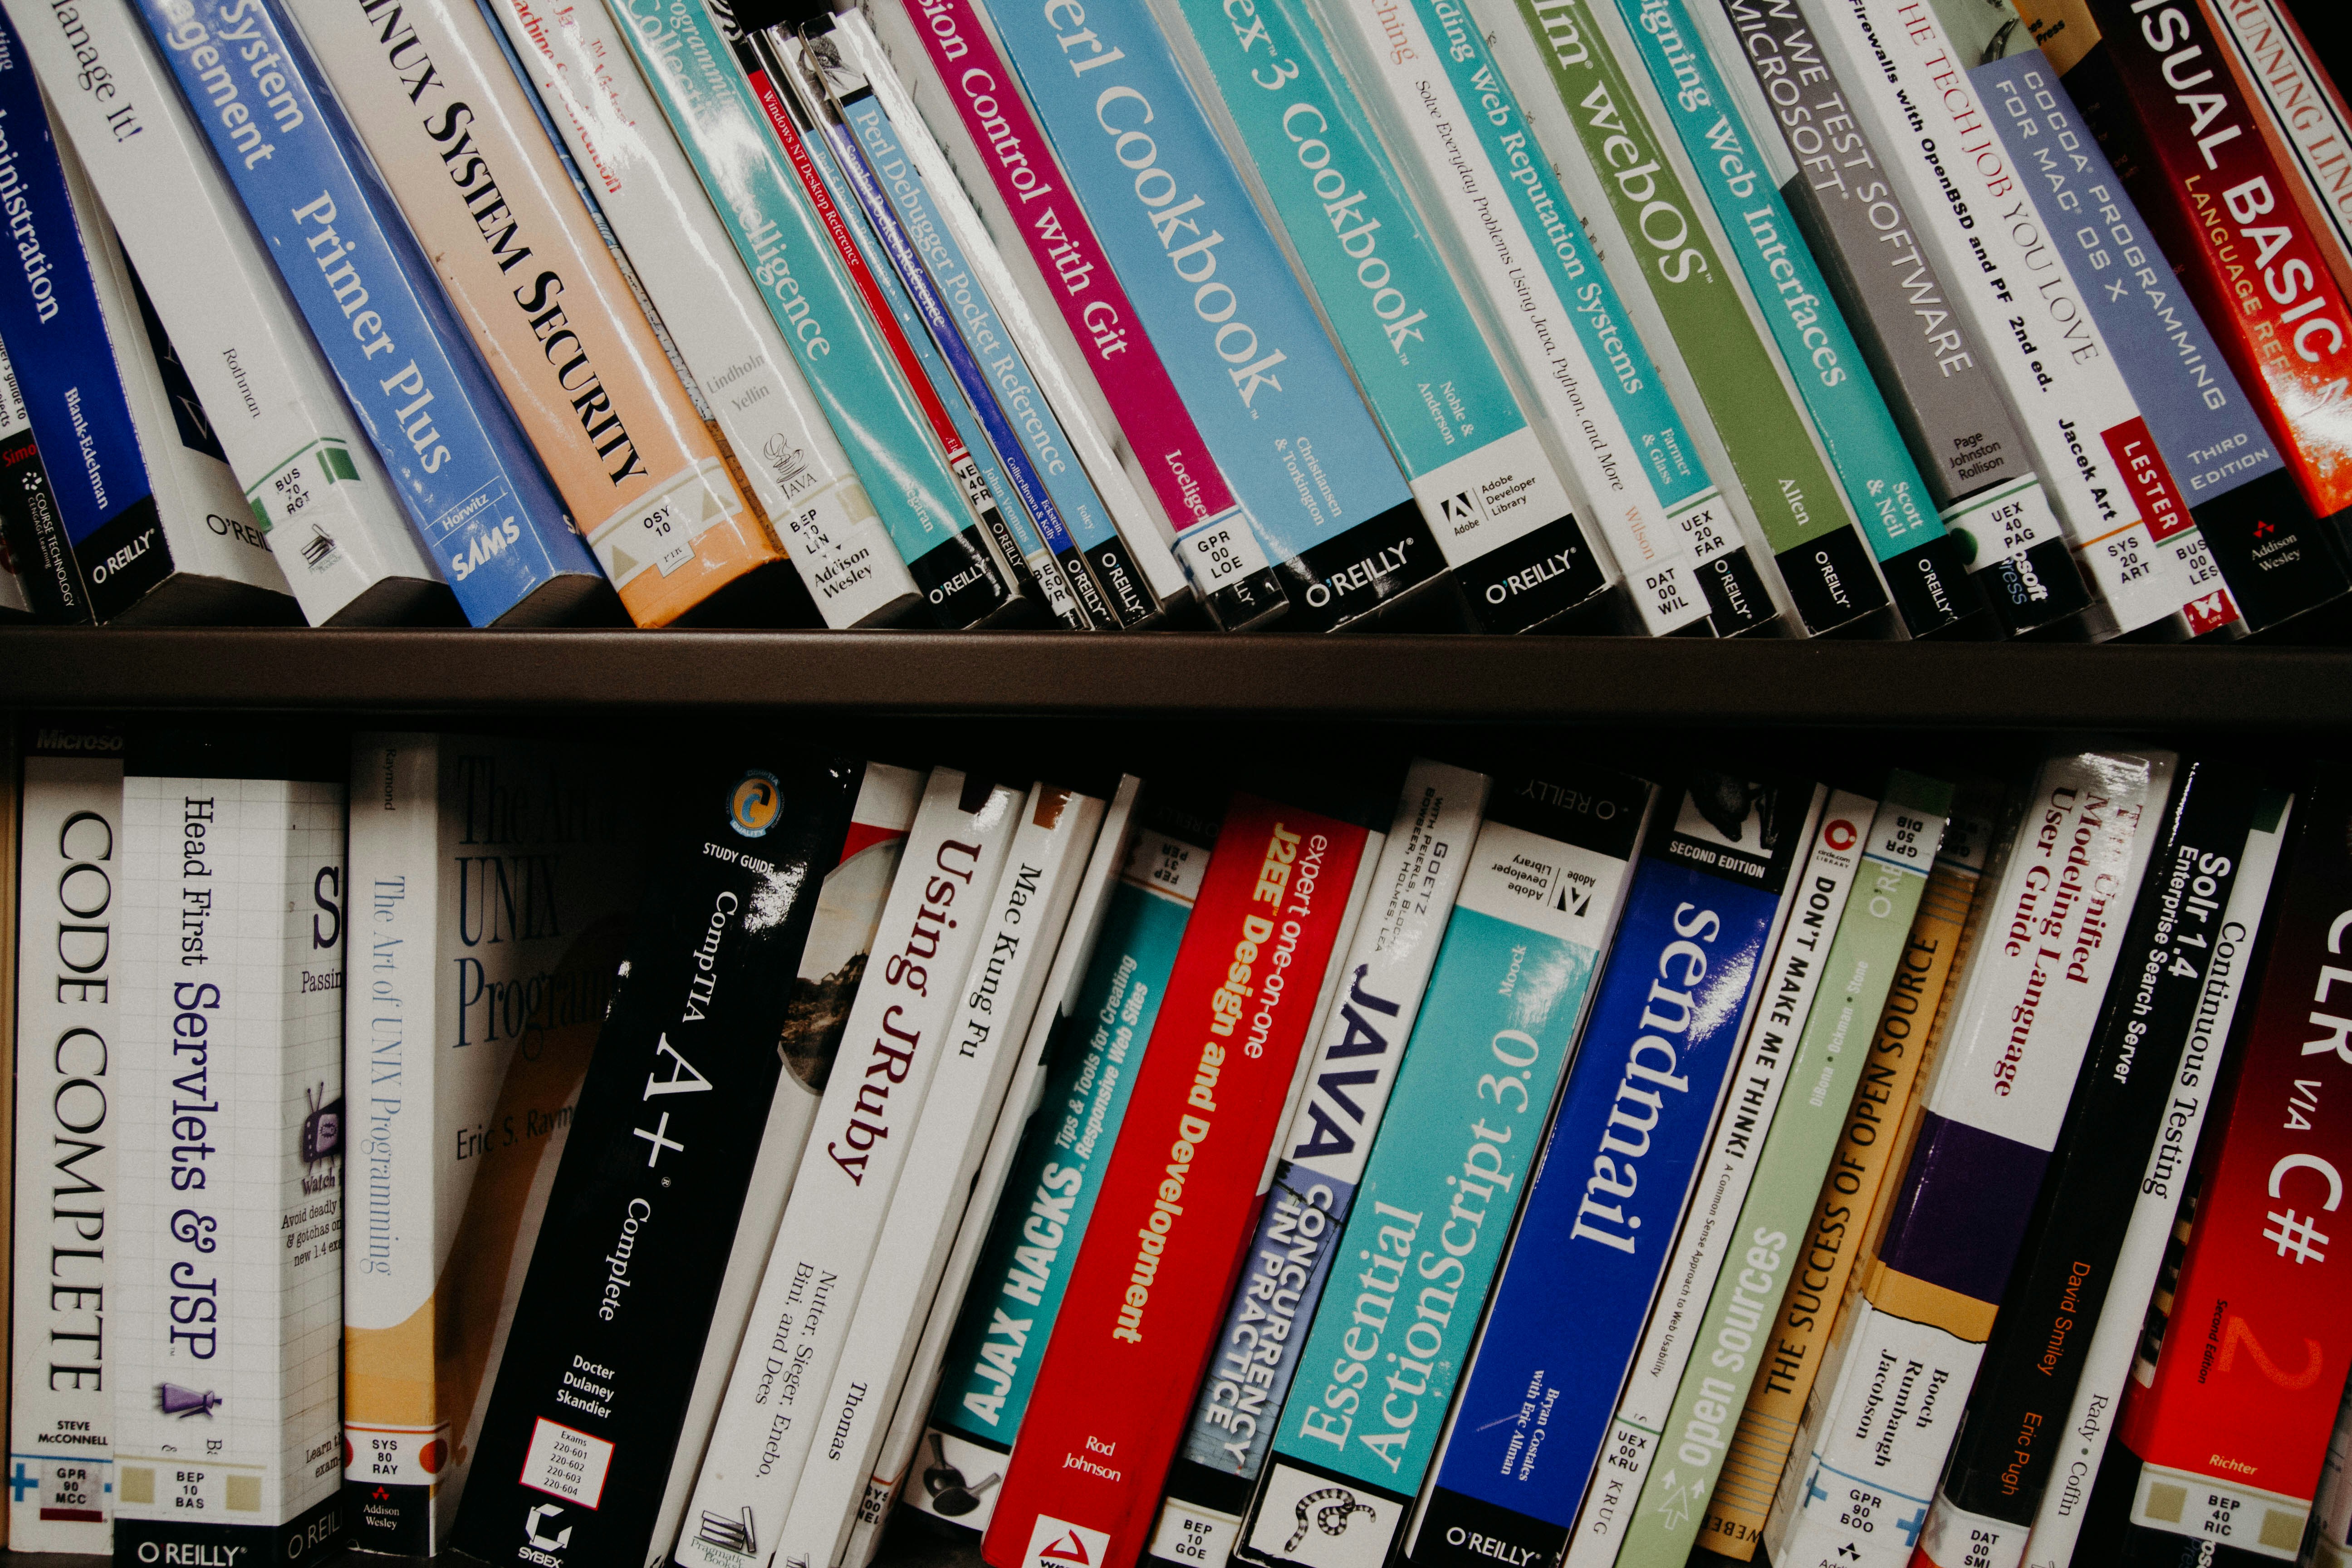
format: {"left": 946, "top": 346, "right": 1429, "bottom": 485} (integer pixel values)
{"left": 482, "top": 0, "right": 921, "bottom": 627}
{"left": 852, "top": 0, "right": 1191, "bottom": 614}
{"left": 679, "top": 770, "right": 1024, "bottom": 1568}
{"left": 1562, "top": 788, "right": 1875, "bottom": 1568}
{"left": 338, "top": 736, "right": 652, "bottom": 1554}
{"left": 2018, "top": 789, "right": 2294, "bottom": 1568}
{"left": 641, "top": 763, "right": 926, "bottom": 1568}
{"left": 836, "top": 779, "right": 1151, "bottom": 1568}
{"left": 9, "top": 729, "right": 125, "bottom": 1553}
{"left": 15, "top": 0, "right": 446, "bottom": 627}
{"left": 776, "top": 779, "right": 1111, "bottom": 1568}
{"left": 114, "top": 762, "right": 345, "bottom": 1566}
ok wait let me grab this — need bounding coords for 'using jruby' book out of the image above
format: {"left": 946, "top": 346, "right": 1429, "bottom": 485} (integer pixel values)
{"left": 980, "top": 790, "right": 1381, "bottom": 1568}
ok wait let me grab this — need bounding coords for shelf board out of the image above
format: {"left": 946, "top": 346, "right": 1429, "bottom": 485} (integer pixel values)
{"left": 2, "top": 627, "right": 2348, "bottom": 728}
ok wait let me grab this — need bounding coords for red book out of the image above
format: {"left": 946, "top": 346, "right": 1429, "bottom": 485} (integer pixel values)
{"left": 2020, "top": 0, "right": 2352, "bottom": 523}
{"left": 2077, "top": 763, "right": 2352, "bottom": 1562}
{"left": 980, "top": 793, "right": 1372, "bottom": 1568}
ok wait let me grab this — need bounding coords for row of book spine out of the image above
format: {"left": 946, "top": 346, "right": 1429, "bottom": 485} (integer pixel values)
{"left": 0, "top": 0, "right": 2345, "bottom": 636}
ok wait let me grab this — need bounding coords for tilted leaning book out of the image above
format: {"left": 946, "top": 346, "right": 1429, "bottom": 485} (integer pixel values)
{"left": 278, "top": 0, "right": 774, "bottom": 627}
{"left": 1765, "top": 746, "right": 2178, "bottom": 1568}
{"left": 449, "top": 755, "right": 867, "bottom": 1568}
{"left": 11, "top": 0, "right": 451, "bottom": 627}
{"left": 10, "top": 725, "right": 125, "bottom": 1551}
{"left": 339, "top": 736, "right": 652, "bottom": 1555}
{"left": 128, "top": 0, "right": 610, "bottom": 626}
{"left": 2205, "top": 0, "right": 2352, "bottom": 286}
{"left": 1397, "top": 774, "right": 1828, "bottom": 1568}
{"left": 1142, "top": 760, "right": 1491, "bottom": 1568}
{"left": 113, "top": 742, "right": 346, "bottom": 1568}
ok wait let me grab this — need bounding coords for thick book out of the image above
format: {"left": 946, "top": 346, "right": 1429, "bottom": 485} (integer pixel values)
{"left": 680, "top": 769, "right": 1028, "bottom": 1558}
{"left": 279, "top": 0, "right": 774, "bottom": 627}
{"left": 641, "top": 764, "right": 926, "bottom": 1568}
{"left": 867, "top": 0, "right": 1272, "bottom": 627}
{"left": 13, "top": 0, "right": 451, "bottom": 628}
{"left": 1690, "top": 0, "right": 2171, "bottom": 637}
{"left": 1308, "top": 0, "right": 1792, "bottom": 637}
{"left": 1155, "top": 0, "right": 1629, "bottom": 633}
{"left": 448, "top": 755, "right": 867, "bottom": 1568}
{"left": 2008, "top": 0, "right": 2352, "bottom": 548}
{"left": 774, "top": 780, "right": 1113, "bottom": 1568}
{"left": 1764, "top": 747, "right": 2178, "bottom": 1568}
{"left": 2207, "top": 0, "right": 2352, "bottom": 280}
{"left": 792, "top": 29, "right": 1109, "bottom": 627}
{"left": 2056, "top": 768, "right": 2352, "bottom": 1565}
{"left": 1914, "top": 767, "right": 2274, "bottom": 1568}
{"left": 1607, "top": 780, "right": 1957, "bottom": 1568}
{"left": 1142, "top": 760, "right": 1491, "bottom": 1568}
{"left": 9, "top": 726, "right": 124, "bottom": 1552}
{"left": 113, "top": 746, "right": 346, "bottom": 1568}
{"left": 0, "top": 333, "right": 54, "bottom": 622}
{"left": 0, "top": 25, "right": 295, "bottom": 626}
{"left": 900, "top": 797, "right": 1221, "bottom": 1541}
{"left": 1397, "top": 775, "right": 1828, "bottom": 1568}
{"left": 1595, "top": 0, "right": 1994, "bottom": 636}
{"left": 1697, "top": 796, "right": 2001, "bottom": 1561}
{"left": 127, "top": 0, "right": 608, "bottom": 627}
{"left": 2012, "top": 787, "right": 2294, "bottom": 1568}
{"left": 480, "top": 0, "right": 921, "bottom": 627}
{"left": 980, "top": 789, "right": 1382, "bottom": 1568}
{"left": 1230, "top": 763, "right": 1667, "bottom": 1568}
{"left": 593, "top": 0, "right": 1005, "bottom": 627}
{"left": 1566, "top": 782, "right": 1903, "bottom": 1567}
{"left": 936, "top": 0, "right": 1451, "bottom": 632}
{"left": 338, "top": 736, "right": 652, "bottom": 1555}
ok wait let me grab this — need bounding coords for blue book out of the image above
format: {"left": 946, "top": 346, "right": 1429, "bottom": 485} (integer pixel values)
{"left": 1399, "top": 774, "right": 1826, "bottom": 1568}
{"left": 950, "top": 0, "right": 1445, "bottom": 630}
{"left": 128, "top": 0, "right": 607, "bottom": 626}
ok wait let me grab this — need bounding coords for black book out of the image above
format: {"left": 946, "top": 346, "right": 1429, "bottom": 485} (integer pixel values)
{"left": 451, "top": 756, "right": 866, "bottom": 1568}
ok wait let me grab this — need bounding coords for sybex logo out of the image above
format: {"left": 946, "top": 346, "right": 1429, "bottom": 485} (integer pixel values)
{"left": 519, "top": 1504, "right": 570, "bottom": 1567}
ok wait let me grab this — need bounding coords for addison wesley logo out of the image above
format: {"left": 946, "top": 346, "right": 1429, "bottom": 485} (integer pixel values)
{"left": 1024, "top": 1516, "right": 1107, "bottom": 1568}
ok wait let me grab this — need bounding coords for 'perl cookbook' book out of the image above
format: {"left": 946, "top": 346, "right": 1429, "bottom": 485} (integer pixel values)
{"left": 451, "top": 756, "right": 865, "bottom": 1568}
{"left": 113, "top": 741, "right": 348, "bottom": 1568}
{"left": 341, "top": 737, "right": 652, "bottom": 1555}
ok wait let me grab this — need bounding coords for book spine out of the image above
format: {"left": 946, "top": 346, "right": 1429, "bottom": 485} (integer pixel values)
{"left": 1568, "top": 784, "right": 1896, "bottom": 1568}
{"left": 130, "top": 0, "right": 603, "bottom": 626}
{"left": 15, "top": 0, "right": 443, "bottom": 627}
{"left": 9, "top": 741, "right": 122, "bottom": 1551}
{"left": 2077, "top": 768, "right": 2352, "bottom": 1561}
{"left": 681, "top": 772, "right": 1025, "bottom": 1562}
{"left": 2205, "top": 0, "right": 2352, "bottom": 276}
{"left": 1686, "top": 0, "right": 2109, "bottom": 636}
{"left": 643, "top": 766, "right": 925, "bottom": 1568}
{"left": 1309, "top": 0, "right": 1786, "bottom": 638}
{"left": 480, "top": 0, "right": 920, "bottom": 629}
{"left": 879, "top": 0, "right": 1285, "bottom": 628}
{"left": 1769, "top": 748, "right": 2178, "bottom": 1568}
{"left": 0, "top": 328, "right": 74, "bottom": 622}
{"left": 838, "top": 779, "right": 1148, "bottom": 1568}
{"left": 2009, "top": 787, "right": 2292, "bottom": 1568}
{"left": 113, "top": 772, "right": 347, "bottom": 1568}
{"left": 2310, "top": 1384, "right": 2352, "bottom": 1568}
{"left": 1980, "top": 52, "right": 2295, "bottom": 635}
{"left": 829, "top": 12, "right": 1176, "bottom": 627}
{"left": 903, "top": 809, "right": 1217, "bottom": 1537}
{"left": 1160, "top": 0, "right": 1625, "bottom": 632}
{"left": 954, "top": 0, "right": 1451, "bottom": 633}
{"left": 776, "top": 783, "right": 1110, "bottom": 1568}
{"left": 982, "top": 797, "right": 1376, "bottom": 1568}
{"left": 797, "top": 40, "right": 1107, "bottom": 628}
{"left": 451, "top": 757, "right": 865, "bottom": 1568}
{"left": 1399, "top": 778, "right": 1824, "bottom": 1568}
{"left": 281, "top": 0, "right": 773, "bottom": 627}
{"left": 1232, "top": 767, "right": 1662, "bottom": 1568}
{"left": 1917, "top": 767, "right": 2267, "bottom": 1568}
{"left": 1145, "top": 761, "right": 1492, "bottom": 1568}
{"left": 1696, "top": 801, "right": 1996, "bottom": 1563}
{"left": 2016, "top": 0, "right": 2352, "bottom": 532}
